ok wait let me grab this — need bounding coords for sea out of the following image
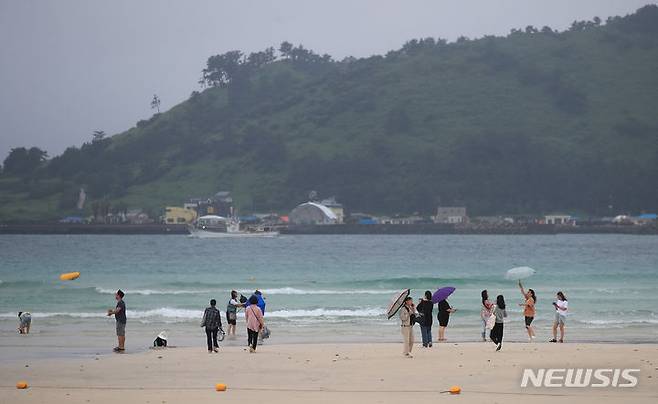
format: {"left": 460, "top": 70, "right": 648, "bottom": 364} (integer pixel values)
{"left": 1, "top": 234, "right": 657, "bottom": 359}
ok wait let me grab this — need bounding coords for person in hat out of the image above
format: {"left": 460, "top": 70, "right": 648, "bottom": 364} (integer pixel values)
{"left": 153, "top": 331, "right": 168, "bottom": 347}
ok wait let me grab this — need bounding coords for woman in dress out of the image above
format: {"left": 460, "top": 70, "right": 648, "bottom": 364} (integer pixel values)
{"left": 436, "top": 298, "right": 456, "bottom": 342}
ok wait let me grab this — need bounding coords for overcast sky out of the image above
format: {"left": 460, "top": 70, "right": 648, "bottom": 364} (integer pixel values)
{"left": 0, "top": 0, "right": 655, "bottom": 159}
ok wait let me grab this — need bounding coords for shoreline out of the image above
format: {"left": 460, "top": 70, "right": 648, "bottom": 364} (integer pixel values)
{"left": 2, "top": 342, "right": 656, "bottom": 403}
{"left": 1, "top": 223, "right": 656, "bottom": 235}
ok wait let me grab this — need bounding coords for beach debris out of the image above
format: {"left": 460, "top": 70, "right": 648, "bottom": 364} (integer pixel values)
{"left": 16, "top": 381, "right": 29, "bottom": 389}
{"left": 215, "top": 383, "right": 227, "bottom": 391}
{"left": 440, "top": 385, "right": 461, "bottom": 395}
{"left": 59, "top": 272, "right": 80, "bottom": 281}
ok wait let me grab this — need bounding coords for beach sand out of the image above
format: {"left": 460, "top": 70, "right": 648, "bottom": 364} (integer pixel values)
{"left": 1, "top": 342, "right": 656, "bottom": 404}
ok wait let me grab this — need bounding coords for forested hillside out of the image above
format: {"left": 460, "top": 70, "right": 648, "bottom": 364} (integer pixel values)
{"left": 2, "top": 5, "right": 657, "bottom": 221}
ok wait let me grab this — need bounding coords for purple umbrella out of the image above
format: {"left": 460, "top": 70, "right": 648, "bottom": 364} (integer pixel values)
{"left": 432, "top": 287, "right": 456, "bottom": 303}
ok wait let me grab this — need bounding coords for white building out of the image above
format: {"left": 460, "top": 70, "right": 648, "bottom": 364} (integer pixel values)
{"left": 434, "top": 206, "right": 467, "bottom": 224}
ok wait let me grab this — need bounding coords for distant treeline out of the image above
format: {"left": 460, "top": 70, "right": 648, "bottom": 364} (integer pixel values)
{"left": 1, "top": 5, "right": 657, "bottom": 221}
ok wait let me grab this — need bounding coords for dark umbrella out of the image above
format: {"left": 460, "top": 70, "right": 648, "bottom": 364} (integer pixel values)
{"left": 432, "top": 287, "right": 456, "bottom": 303}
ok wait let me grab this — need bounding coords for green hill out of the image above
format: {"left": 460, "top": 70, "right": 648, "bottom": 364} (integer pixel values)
{"left": 2, "top": 5, "right": 658, "bottom": 222}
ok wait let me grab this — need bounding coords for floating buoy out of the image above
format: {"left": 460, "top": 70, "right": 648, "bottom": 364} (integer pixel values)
{"left": 59, "top": 272, "right": 80, "bottom": 281}
{"left": 16, "top": 381, "right": 28, "bottom": 389}
{"left": 215, "top": 383, "right": 227, "bottom": 391}
{"left": 449, "top": 385, "right": 461, "bottom": 395}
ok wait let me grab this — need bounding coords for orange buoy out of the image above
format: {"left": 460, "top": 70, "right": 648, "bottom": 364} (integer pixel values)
{"left": 449, "top": 385, "right": 461, "bottom": 394}
{"left": 16, "top": 381, "right": 28, "bottom": 389}
{"left": 215, "top": 383, "right": 227, "bottom": 391}
{"left": 59, "top": 272, "right": 80, "bottom": 281}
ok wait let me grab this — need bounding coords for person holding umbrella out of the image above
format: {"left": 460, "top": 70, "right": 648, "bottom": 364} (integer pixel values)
{"left": 399, "top": 296, "right": 417, "bottom": 358}
{"left": 518, "top": 281, "right": 537, "bottom": 341}
{"left": 432, "top": 286, "right": 456, "bottom": 342}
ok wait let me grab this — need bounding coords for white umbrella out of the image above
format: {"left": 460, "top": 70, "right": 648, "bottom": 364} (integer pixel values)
{"left": 505, "top": 266, "right": 536, "bottom": 280}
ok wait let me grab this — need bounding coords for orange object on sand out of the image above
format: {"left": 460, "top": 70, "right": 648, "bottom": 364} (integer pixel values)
{"left": 16, "top": 381, "right": 28, "bottom": 389}
{"left": 449, "top": 385, "right": 461, "bottom": 394}
{"left": 215, "top": 383, "right": 227, "bottom": 391}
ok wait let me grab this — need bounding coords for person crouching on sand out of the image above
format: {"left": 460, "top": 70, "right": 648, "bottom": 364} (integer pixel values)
{"left": 399, "top": 296, "right": 417, "bottom": 358}
{"left": 490, "top": 295, "right": 507, "bottom": 351}
{"left": 245, "top": 295, "right": 264, "bottom": 353}
{"left": 17, "top": 311, "right": 31, "bottom": 334}
{"left": 201, "top": 299, "right": 222, "bottom": 353}
{"left": 550, "top": 291, "right": 568, "bottom": 343}
{"left": 107, "top": 289, "right": 126, "bottom": 353}
{"left": 480, "top": 290, "right": 494, "bottom": 342}
{"left": 518, "top": 281, "right": 537, "bottom": 341}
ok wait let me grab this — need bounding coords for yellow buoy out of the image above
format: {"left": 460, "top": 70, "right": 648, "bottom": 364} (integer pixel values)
{"left": 449, "top": 385, "right": 461, "bottom": 395}
{"left": 215, "top": 383, "right": 227, "bottom": 391}
{"left": 16, "top": 381, "right": 28, "bottom": 389}
{"left": 59, "top": 272, "right": 80, "bottom": 281}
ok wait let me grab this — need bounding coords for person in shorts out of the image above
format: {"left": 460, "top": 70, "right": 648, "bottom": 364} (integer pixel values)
{"left": 226, "top": 290, "right": 244, "bottom": 337}
{"left": 107, "top": 289, "right": 126, "bottom": 352}
{"left": 550, "top": 291, "right": 568, "bottom": 343}
{"left": 518, "top": 281, "right": 537, "bottom": 341}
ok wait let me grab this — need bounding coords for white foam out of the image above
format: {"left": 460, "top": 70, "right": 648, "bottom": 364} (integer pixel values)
{"left": 95, "top": 288, "right": 214, "bottom": 296}
{"left": 262, "top": 287, "right": 396, "bottom": 295}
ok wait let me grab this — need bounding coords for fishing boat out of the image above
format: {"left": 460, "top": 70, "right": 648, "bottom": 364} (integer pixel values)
{"left": 188, "top": 215, "right": 279, "bottom": 238}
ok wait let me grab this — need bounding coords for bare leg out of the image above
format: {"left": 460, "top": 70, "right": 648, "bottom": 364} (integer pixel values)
{"left": 25, "top": 324, "right": 30, "bottom": 334}
{"left": 559, "top": 324, "right": 565, "bottom": 342}
{"left": 438, "top": 326, "right": 446, "bottom": 341}
{"left": 118, "top": 336, "right": 125, "bottom": 350}
{"left": 552, "top": 322, "right": 558, "bottom": 340}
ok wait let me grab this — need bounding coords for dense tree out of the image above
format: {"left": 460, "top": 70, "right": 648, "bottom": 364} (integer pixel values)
{"left": 2, "top": 147, "right": 48, "bottom": 176}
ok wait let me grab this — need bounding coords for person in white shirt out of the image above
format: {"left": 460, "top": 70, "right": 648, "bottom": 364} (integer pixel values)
{"left": 550, "top": 291, "right": 568, "bottom": 343}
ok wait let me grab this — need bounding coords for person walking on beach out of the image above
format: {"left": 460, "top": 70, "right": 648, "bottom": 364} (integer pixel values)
{"left": 436, "top": 298, "right": 456, "bottom": 342}
{"left": 17, "top": 311, "right": 31, "bottom": 334}
{"left": 550, "top": 291, "right": 568, "bottom": 343}
{"left": 106, "top": 289, "right": 126, "bottom": 352}
{"left": 226, "top": 290, "right": 244, "bottom": 338}
{"left": 518, "top": 281, "right": 537, "bottom": 341}
{"left": 247, "top": 290, "right": 266, "bottom": 342}
{"left": 399, "top": 296, "right": 416, "bottom": 357}
{"left": 201, "top": 299, "right": 222, "bottom": 353}
{"left": 480, "top": 290, "right": 494, "bottom": 342}
{"left": 245, "top": 295, "right": 264, "bottom": 353}
{"left": 490, "top": 295, "right": 507, "bottom": 351}
{"left": 416, "top": 291, "right": 434, "bottom": 348}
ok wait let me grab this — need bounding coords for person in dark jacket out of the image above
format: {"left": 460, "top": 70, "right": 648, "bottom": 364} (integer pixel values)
{"left": 436, "top": 298, "right": 456, "bottom": 342}
{"left": 416, "top": 291, "right": 434, "bottom": 347}
{"left": 201, "top": 299, "right": 222, "bottom": 353}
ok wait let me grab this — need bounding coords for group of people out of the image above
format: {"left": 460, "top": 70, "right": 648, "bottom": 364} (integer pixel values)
{"left": 398, "top": 282, "right": 569, "bottom": 357}
{"left": 103, "top": 289, "right": 269, "bottom": 354}
{"left": 200, "top": 290, "right": 267, "bottom": 353}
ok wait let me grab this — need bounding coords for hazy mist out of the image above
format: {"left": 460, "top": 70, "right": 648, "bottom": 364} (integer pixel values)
{"left": 1, "top": 0, "right": 655, "bottom": 158}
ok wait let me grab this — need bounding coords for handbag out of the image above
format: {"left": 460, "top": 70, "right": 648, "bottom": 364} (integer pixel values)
{"left": 261, "top": 325, "right": 271, "bottom": 339}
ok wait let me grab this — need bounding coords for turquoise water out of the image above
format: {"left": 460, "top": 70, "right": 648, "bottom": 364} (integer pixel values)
{"left": 1, "top": 234, "right": 657, "bottom": 349}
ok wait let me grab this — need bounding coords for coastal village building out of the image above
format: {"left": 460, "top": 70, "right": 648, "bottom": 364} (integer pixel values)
{"left": 433, "top": 206, "right": 468, "bottom": 224}
{"left": 290, "top": 202, "right": 338, "bottom": 225}
{"left": 165, "top": 206, "right": 197, "bottom": 224}
{"left": 544, "top": 214, "right": 573, "bottom": 225}
{"left": 319, "top": 197, "right": 344, "bottom": 224}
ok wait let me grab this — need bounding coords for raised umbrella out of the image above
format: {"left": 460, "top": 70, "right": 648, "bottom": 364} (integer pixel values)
{"left": 432, "top": 286, "right": 456, "bottom": 303}
{"left": 387, "top": 289, "right": 410, "bottom": 319}
{"left": 505, "top": 266, "right": 536, "bottom": 280}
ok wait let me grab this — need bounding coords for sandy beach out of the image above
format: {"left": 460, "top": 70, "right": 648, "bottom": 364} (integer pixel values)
{"left": 1, "top": 342, "right": 656, "bottom": 404}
